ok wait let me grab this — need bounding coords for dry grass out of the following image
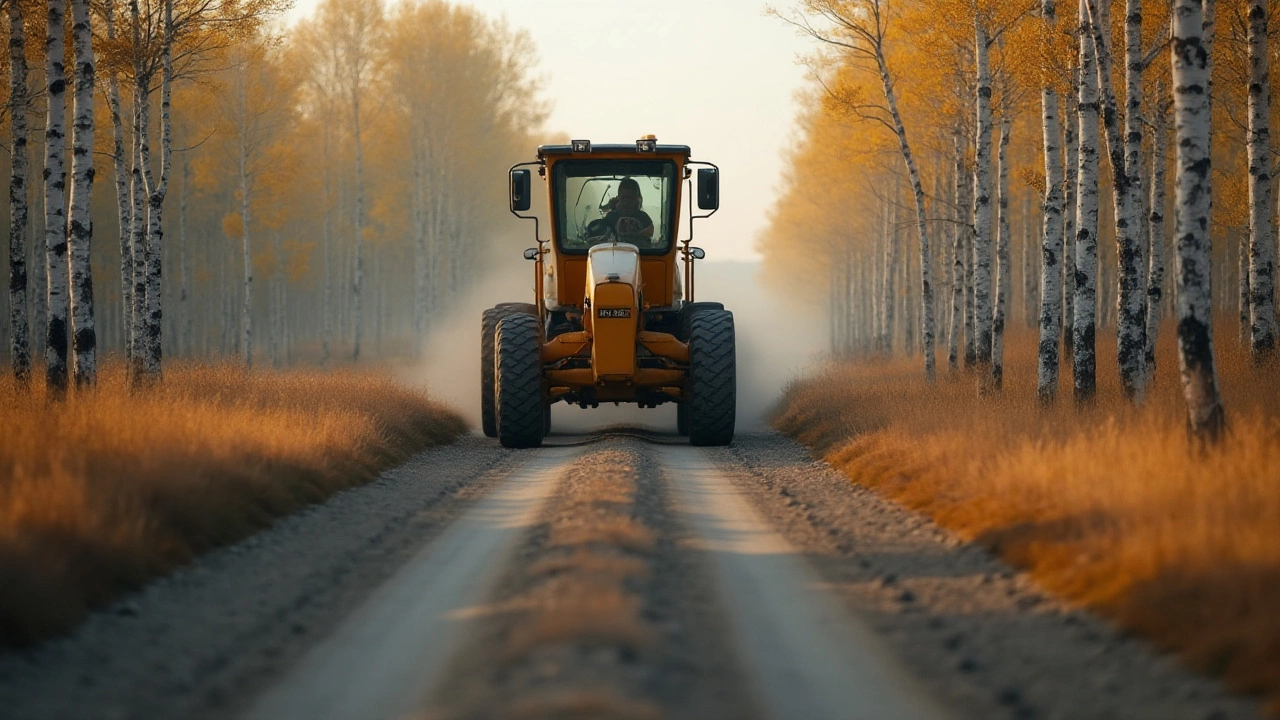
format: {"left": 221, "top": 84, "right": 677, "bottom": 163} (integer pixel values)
{"left": 0, "top": 361, "right": 466, "bottom": 645}
{"left": 774, "top": 322, "right": 1280, "bottom": 713}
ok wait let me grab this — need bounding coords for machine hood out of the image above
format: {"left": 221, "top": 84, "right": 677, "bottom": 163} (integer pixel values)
{"left": 585, "top": 243, "right": 642, "bottom": 289}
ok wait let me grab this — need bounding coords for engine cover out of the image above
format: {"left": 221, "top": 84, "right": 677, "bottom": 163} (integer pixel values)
{"left": 586, "top": 243, "right": 641, "bottom": 381}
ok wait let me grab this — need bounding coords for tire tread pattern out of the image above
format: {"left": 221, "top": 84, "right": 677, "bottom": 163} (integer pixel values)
{"left": 496, "top": 313, "right": 545, "bottom": 448}
{"left": 687, "top": 309, "right": 735, "bottom": 446}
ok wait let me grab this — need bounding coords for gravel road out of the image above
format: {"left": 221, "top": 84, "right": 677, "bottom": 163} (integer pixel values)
{"left": 0, "top": 429, "right": 1265, "bottom": 720}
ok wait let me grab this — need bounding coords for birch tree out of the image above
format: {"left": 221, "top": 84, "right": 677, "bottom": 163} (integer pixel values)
{"left": 1145, "top": 93, "right": 1169, "bottom": 374}
{"left": 101, "top": 0, "right": 133, "bottom": 364}
{"left": 1072, "top": 0, "right": 1101, "bottom": 404}
{"left": 8, "top": 0, "right": 31, "bottom": 383}
{"left": 780, "top": 0, "right": 938, "bottom": 381}
{"left": 311, "top": 0, "right": 385, "bottom": 362}
{"left": 1171, "top": 0, "right": 1226, "bottom": 440}
{"left": 44, "top": 0, "right": 70, "bottom": 396}
{"left": 992, "top": 115, "right": 1012, "bottom": 388}
{"left": 1037, "top": 0, "right": 1066, "bottom": 401}
{"left": 1063, "top": 78, "right": 1078, "bottom": 357}
{"left": 68, "top": 0, "right": 97, "bottom": 387}
{"left": 951, "top": 127, "right": 967, "bottom": 372}
{"left": 972, "top": 17, "right": 996, "bottom": 378}
{"left": 1247, "top": 0, "right": 1275, "bottom": 357}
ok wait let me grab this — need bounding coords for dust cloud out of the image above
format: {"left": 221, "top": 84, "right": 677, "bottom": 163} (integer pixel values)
{"left": 402, "top": 257, "right": 825, "bottom": 436}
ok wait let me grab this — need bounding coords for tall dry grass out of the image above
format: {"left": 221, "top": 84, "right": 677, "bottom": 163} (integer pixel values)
{"left": 774, "top": 323, "right": 1280, "bottom": 713}
{"left": 0, "top": 362, "right": 466, "bottom": 645}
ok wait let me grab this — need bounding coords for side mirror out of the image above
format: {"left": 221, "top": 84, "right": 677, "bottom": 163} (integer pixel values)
{"left": 523, "top": 247, "right": 538, "bottom": 260}
{"left": 696, "top": 168, "right": 719, "bottom": 211}
{"left": 690, "top": 247, "right": 706, "bottom": 260}
{"left": 510, "top": 169, "right": 531, "bottom": 213}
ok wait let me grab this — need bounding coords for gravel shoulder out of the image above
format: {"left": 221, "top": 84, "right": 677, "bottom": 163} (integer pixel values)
{"left": 0, "top": 436, "right": 516, "bottom": 720}
{"left": 712, "top": 431, "right": 1265, "bottom": 720}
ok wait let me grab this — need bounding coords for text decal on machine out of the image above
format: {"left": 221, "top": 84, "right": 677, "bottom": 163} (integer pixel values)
{"left": 598, "top": 308, "right": 632, "bottom": 319}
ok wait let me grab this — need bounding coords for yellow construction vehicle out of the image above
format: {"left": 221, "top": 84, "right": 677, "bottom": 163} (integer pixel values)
{"left": 482, "top": 137, "right": 735, "bottom": 448}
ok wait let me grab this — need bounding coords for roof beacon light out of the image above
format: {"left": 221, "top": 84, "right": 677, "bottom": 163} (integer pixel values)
{"left": 636, "top": 134, "right": 657, "bottom": 153}
{"left": 571, "top": 139, "right": 592, "bottom": 153}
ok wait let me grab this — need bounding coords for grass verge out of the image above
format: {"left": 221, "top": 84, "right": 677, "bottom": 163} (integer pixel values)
{"left": 774, "top": 325, "right": 1280, "bottom": 714}
{"left": 0, "top": 362, "right": 466, "bottom": 645}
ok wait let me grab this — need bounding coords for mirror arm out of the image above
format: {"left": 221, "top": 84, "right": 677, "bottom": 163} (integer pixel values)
{"left": 688, "top": 160, "right": 720, "bottom": 220}
{"left": 510, "top": 160, "right": 548, "bottom": 320}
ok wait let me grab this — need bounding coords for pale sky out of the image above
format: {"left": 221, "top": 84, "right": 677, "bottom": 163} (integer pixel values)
{"left": 285, "top": 0, "right": 813, "bottom": 262}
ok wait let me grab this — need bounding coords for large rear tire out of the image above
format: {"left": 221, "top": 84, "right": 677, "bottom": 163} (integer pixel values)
{"left": 678, "top": 301, "right": 724, "bottom": 341}
{"left": 686, "top": 309, "right": 735, "bottom": 447}
{"left": 480, "top": 308, "right": 502, "bottom": 437}
{"left": 676, "top": 401, "right": 690, "bottom": 436}
{"left": 481, "top": 304, "right": 538, "bottom": 437}
{"left": 496, "top": 313, "right": 545, "bottom": 449}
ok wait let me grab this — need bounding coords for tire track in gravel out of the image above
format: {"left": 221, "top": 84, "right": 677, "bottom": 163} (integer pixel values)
{"left": 241, "top": 446, "right": 577, "bottom": 720}
{"left": 659, "top": 443, "right": 953, "bottom": 720}
{"left": 709, "top": 431, "right": 1265, "bottom": 720}
{"left": 427, "top": 438, "right": 756, "bottom": 720}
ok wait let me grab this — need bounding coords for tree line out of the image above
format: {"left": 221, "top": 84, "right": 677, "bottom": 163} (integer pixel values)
{"left": 1, "top": 0, "right": 544, "bottom": 393}
{"left": 764, "top": 0, "right": 1277, "bottom": 440}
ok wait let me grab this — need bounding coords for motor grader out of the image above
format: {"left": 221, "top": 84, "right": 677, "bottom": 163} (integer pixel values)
{"left": 481, "top": 137, "right": 735, "bottom": 449}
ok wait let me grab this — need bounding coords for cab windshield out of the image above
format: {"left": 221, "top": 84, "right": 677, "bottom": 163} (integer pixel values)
{"left": 554, "top": 160, "right": 677, "bottom": 255}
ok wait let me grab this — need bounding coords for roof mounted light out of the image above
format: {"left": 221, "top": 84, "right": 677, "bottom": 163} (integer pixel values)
{"left": 571, "top": 139, "right": 592, "bottom": 153}
{"left": 636, "top": 134, "right": 657, "bottom": 153}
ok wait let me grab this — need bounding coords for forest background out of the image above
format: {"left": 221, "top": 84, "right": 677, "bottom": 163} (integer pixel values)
{"left": 0, "top": 0, "right": 545, "bottom": 378}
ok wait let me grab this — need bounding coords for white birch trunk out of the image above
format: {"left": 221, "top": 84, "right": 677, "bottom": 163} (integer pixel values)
{"left": 1022, "top": 193, "right": 1037, "bottom": 327}
{"left": 1239, "top": 244, "right": 1250, "bottom": 344}
{"left": 992, "top": 116, "right": 1012, "bottom": 389}
{"left": 67, "top": 0, "right": 96, "bottom": 387}
{"left": 1063, "top": 84, "right": 1079, "bottom": 357}
{"left": 874, "top": 44, "right": 937, "bottom": 379}
{"left": 321, "top": 118, "right": 333, "bottom": 366}
{"left": 1085, "top": 0, "right": 1145, "bottom": 398}
{"left": 972, "top": 19, "right": 995, "bottom": 372}
{"left": 127, "top": 29, "right": 146, "bottom": 380}
{"left": 1248, "top": 0, "right": 1277, "bottom": 356}
{"left": 1146, "top": 101, "right": 1168, "bottom": 373}
{"left": 881, "top": 196, "right": 898, "bottom": 353}
{"left": 1171, "top": 0, "right": 1226, "bottom": 440}
{"left": 1073, "top": 0, "right": 1101, "bottom": 402}
{"left": 949, "top": 127, "right": 965, "bottom": 372}
{"left": 271, "top": 230, "right": 283, "bottom": 367}
{"left": 237, "top": 63, "right": 253, "bottom": 368}
{"left": 138, "top": 0, "right": 173, "bottom": 378}
{"left": 179, "top": 159, "right": 191, "bottom": 356}
{"left": 44, "top": 0, "right": 70, "bottom": 395}
{"left": 8, "top": 0, "right": 31, "bottom": 382}
{"left": 102, "top": 0, "right": 132, "bottom": 362}
{"left": 351, "top": 90, "right": 365, "bottom": 362}
{"left": 1037, "top": 0, "right": 1067, "bottom": 400}
{"left": 412, "top": 142, "right": 429, "bottom": 357}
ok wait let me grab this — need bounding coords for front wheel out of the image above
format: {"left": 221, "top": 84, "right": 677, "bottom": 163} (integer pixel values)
{"left": 686, "top": 309, "right": 735, "bottom": 447}
{"left": 495, "top": 313, "right": 545, "bottom": 449}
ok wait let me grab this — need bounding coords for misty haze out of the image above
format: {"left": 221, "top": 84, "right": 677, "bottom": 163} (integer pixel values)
{"left": 1, "top": 1, "right": 1278, "bottom": 719}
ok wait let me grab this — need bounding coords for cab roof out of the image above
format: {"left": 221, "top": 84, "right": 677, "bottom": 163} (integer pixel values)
{"left": 537, "top": 144, "right": 692, "bottom": 158}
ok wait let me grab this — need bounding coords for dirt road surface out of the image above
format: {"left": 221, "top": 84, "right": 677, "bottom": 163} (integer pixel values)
{"left": 0, "top": 430, "right": 1264, "bottom": 720}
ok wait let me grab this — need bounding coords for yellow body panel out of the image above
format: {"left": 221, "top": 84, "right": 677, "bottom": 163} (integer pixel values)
{"left": 590, "top": 282, "right": 638, "bottom": 381}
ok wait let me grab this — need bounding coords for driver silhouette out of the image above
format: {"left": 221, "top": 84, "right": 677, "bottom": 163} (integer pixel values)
{"left": 591, "top": 177, "right": 654, "bottom": 244}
